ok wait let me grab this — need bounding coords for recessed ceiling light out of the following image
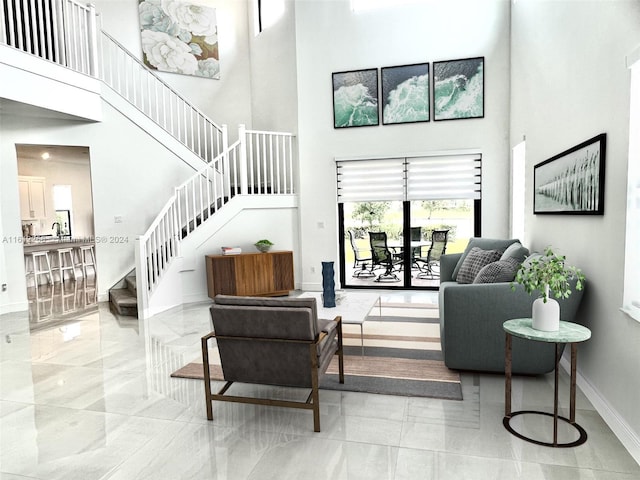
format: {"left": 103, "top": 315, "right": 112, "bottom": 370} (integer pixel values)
{"left": 41, "top": 152, "right": 50, "bottom": 160}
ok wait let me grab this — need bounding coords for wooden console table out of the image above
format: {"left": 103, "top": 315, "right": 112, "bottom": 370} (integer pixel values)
{"left": 206, "top": 251, "right": 294, "bottom": 298}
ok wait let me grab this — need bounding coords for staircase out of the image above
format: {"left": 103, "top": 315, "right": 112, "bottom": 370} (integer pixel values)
{"left": 109, "top": 272, "right": 137, "bottom": 317}
{"left": 1, "top": 0, "right": 297, "bottom": 318}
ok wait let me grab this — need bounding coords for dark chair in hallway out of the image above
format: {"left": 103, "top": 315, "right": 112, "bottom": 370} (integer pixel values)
{"left": 415, "top": 229, "right": 449, "bottom": 279}
{"left": 369, "top": 231, "right": 402, "bottom": 282}
{"left": 348, "top": 230, "right": 375, "bottom": 277}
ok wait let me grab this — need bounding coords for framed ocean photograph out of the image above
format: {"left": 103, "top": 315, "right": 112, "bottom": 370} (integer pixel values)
{"left": 433, "top": 57, "right": 484, "bottom": 121}
{"left": 534, "top": 133, "right": 606, "bottom": 215}
{"left": 381, "top": 63, "right": 430, "bottom": 125}
{"left": 332, "top": 68, "right": 379, "bottom": 128}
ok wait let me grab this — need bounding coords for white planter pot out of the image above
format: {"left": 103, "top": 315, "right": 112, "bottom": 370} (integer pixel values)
{"left": 532, "top": 285, "right": 560, "bottom": 331}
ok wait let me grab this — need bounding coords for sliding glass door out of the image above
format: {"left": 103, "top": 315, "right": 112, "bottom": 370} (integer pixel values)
{"left": 337, "top": 153, "right": 481, "bottom": 290}
{"left": 339, "top": 199, "right": 478, "bottom": 289}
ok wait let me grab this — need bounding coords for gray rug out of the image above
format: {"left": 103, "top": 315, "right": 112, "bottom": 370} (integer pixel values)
{"left": 172, "top": 310, "right": 462, "bottom": 401}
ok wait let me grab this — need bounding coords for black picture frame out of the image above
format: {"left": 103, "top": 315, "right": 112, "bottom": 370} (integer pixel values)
{"left": 332, "top": 68, "right": 379, "bottom": 128}
{"left": 433, "top": 56, "right": 484, "bottom": 121}
{"left": 381, "top": 63, "right": 430, "bottom": 125}
{"left": 534, "top": 133, "right": 606, "bottom": 215}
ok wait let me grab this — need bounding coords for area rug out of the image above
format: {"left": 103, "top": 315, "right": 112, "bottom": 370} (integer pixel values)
{"left": 171, "top": 305, "right": 463, "bottom": 401}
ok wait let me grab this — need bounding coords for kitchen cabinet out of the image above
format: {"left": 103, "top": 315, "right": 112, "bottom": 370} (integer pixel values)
{"left": 18, "top": 176, "right": 47, "bottom": 220}
{"left": 206, "top": 251, "right": 294, "bottom": 298}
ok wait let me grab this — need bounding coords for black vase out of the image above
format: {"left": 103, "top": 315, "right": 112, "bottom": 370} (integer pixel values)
{"left": 321, "top": 261, "right": 336, "bottom": 308}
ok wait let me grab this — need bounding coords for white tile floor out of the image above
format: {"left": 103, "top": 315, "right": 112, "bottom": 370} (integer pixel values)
{"left": 1, "top": 291, "right": 638, "bottom": 480}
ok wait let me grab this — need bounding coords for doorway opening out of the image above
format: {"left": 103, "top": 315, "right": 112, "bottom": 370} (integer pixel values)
{"left": 16, "top": 144, "right": 97, "bottom": 324}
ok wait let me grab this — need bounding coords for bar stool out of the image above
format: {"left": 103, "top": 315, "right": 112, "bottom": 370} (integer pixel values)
{"left": 61, "top": 280, "right": 78, "bottom": 313}
{"left": 76, "top": 245, "right": 97, "bottom": 281}
{"left": 25, "top": 251, "right": 53, "bottom": 288}
{"left": 54, "top": 248, "right": 77, "bottom": 282}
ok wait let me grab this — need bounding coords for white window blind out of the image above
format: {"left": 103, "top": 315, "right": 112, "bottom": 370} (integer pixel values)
{"left": 406, "top": 154, "right": 481, "bottom": 200}
{"left": 336, "top": 158, "right": 406, "bottom": 202}
{"left": 337, "top": 153, "right": 481, "bottom": 202}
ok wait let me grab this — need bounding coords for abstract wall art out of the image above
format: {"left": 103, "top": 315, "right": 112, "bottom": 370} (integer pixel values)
{"left": 381, "top": 63, "right": 430, "bottom": 125}
{"left": 332, "top": 68, "right": 379, "bottom": 128}
{"left": 139, "top": 0, "right": 219, "bottom": 79}
{"left": 433, "top": 57, "right": 484, "bottom": 121}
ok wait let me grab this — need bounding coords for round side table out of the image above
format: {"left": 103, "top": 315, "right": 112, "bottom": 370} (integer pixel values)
{"left": 503, "top": 318, "right": 591, "bottom": 448}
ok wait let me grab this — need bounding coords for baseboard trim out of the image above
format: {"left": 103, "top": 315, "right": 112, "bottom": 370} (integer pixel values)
{"left": 560, "top": 357, "right": 640, "bottom": 466}
{"left": 0, "top": 300, "right": 29, "bottom": 315}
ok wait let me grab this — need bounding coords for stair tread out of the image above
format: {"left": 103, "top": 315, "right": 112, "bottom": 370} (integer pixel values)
{"left": 110, "top": 288, "right": 137, "bottom": 306}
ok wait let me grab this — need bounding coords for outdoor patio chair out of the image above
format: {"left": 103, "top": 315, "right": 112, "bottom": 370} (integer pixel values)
{"left": 369, "top": 231, "right": 402, "bottom": 282}
{"left": 410, "top": 226, "right": 423, "bottom": 269}
{"left": 348, "top": 230, "right": 375, "bottom": 277}
{"left": 415, "top": 229, "right": 449, "bottom": 279}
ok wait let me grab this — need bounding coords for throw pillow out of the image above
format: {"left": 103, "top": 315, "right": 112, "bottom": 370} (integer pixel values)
{"left": 456, "top": 247, "right": 502, "bottom": 284}
{"left": 500, "top": 242, "right": 530, "bottom": 264}
{"left": 452, "top": 238, "right": 522, "bottom": 281}
{"left": 473, "top": 257, "right": 521, "bottom": 284}
{"left": 521, "top": 252, "right": 543, "bottom": 269}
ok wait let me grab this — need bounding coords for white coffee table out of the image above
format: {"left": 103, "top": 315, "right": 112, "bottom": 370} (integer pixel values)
{"left": 299, "top": 291, "right": 381, "bottom": 355}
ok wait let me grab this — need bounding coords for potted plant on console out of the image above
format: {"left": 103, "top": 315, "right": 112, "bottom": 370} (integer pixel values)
{"left": 512, "top": 247, "right": 585, "bottom": 331}
{"left": 254, "top": 239, "right": 274, "bottom": 253}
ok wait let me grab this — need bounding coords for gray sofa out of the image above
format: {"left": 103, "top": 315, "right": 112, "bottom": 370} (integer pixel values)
{"left": 438, "top": 238, "right": 584, "bottom": 374}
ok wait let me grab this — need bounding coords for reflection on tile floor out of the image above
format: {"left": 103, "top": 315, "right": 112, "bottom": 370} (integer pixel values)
{"left": 0, "top": 292, "right": 638, "bottom": 479}
{"left": 26, "top": 279, "right": 98, "bottom": 327}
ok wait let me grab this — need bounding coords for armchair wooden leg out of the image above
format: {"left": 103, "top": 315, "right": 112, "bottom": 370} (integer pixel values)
{"left": 337, "top": 319, "right": 345, "bottom": 384}
{"left": 201, "top": 335, "right": 214, "bottom": 421}
{"left": 310, "top": 343, "right": 321, "bottom": 432}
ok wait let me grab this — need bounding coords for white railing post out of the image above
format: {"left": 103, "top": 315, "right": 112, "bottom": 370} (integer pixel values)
{"left": 221, "top": 123, "right": 228, "bottom": 161}
{"left": 0, "top": 2, "right": 7, "bottom": 44}
{"left": 221, "top": 124, "right": 230, "bottom": 198}
{"left": 135, "top": 237, "right": 149, "bottom": 319}
{"left": 87, "top": 4, "right": 99, "bottom": 77}
{"left": 238, "top": 124, "right": 248, "bottom": 195}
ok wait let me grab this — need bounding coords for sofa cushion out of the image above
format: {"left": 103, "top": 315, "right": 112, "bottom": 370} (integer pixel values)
{"left": 500, "top": 242, "right": 530, "bottom": 264}
{"left": 456, "top": 247, "right": 502, "bottom": 284}
{"left": 473, "top": 257, "right": 521, "bottom": 284}
{"left": 452, "top": 238, "right": 521, "bottom": 281}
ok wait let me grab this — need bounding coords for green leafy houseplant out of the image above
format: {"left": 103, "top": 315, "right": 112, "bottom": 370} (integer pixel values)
{"left": 254, "top": 239, "right": 274, "bottom": 252}
{"left": 513, "top": 247, "right": 585, "bottom": 302}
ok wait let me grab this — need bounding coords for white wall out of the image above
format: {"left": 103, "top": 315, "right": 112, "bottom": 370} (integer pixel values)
{"left": 0, "top": 45, "right": 102, "bottom": 121}
{"left": 294, "top": 0, "right": 511, "bottom": 290}
{"left": 510, "top": 0, "right": 640, "bottom": 458}
{"left": 247, "top": 0, "right": 299, "bottom": 132}
{"left": 93, "top": 0, "right": 253, "bottom": 139}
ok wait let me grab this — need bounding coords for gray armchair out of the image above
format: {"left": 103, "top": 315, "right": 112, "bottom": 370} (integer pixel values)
{"left": 202, "top": 295, "right": 344, "bottom": 432}
{"left": 439, "top": 240, "right": 584, "bottom": 374}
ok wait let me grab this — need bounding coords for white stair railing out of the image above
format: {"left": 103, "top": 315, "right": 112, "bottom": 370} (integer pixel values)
{"left": 1, "top": 1, "right": 299, "bottom": 314}
{"left": 136, "top": 125, "right": 297, "bottom": 310}
{"left": 0, "top": 0, "right": 227, "bottom": 164}
{"left": 1, "top": 0, "right": 97, "bottom": 75}
{"left": 244, "top": 126, "right": 296, "bottom": 195}
{"left": 98, "top": 30, "right": 226, "bottom": 163}
{"left": 137, "top": 140, "right": 240, "bottom": 301}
